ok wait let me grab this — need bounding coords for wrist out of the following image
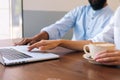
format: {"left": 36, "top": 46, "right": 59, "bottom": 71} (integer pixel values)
{"left": 57, "top": 39, "right": 65, "bottom": 47}
{"left": 31, "top": 36, "right": 38, "bottom": 41}
{"left": 32, "top": 31, "right": 49, "bottom": 41}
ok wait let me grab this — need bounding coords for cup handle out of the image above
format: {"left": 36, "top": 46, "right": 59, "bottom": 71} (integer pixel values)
{"left": 83, "top": 45, "right": 90, "bottom": 54}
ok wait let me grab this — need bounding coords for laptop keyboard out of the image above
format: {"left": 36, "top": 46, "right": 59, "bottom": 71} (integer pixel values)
{"left": 0, "top": 48, "right": 32, "bottom": 60}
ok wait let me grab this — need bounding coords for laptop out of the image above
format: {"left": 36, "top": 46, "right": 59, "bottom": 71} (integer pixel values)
{"left": 0, "top": 45, "right": 59, "bottom": 66}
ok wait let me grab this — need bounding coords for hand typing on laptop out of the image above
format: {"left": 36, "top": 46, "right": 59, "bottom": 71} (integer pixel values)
{"left": 28, "top": 40, "right": 61, "bottom": 51}
{"left": 14, "top": 31, "right": 49, "bottom": 46}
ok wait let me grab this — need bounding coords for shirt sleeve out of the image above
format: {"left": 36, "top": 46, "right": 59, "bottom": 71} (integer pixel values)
{"left": 90, "top": 16, "right": 114, "bottom": 43}
{"left": 41, "top": 6, "right": 83, "bottom": 40}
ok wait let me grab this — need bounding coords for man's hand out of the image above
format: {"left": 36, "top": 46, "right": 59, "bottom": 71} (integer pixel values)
{"left": 14, "top": 31, "right": 49, "bottom": 46}
{"left": 14, "top": 38, "right": 36, "bottom": 45}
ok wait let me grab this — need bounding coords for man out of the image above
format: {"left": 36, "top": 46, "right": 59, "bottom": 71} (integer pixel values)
{"left": 28, "top": 6, "right": 120, "bottom": 66}
{"left": 15, "top": 0, "right": 113, "bottom": 45}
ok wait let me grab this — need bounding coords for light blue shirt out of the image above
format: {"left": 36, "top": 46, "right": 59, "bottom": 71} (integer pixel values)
{"left": 41, "top": 5, "right": 113, "bottom": 40}
{"left": 91, "top": 7, "right": 120, "bottom": 50}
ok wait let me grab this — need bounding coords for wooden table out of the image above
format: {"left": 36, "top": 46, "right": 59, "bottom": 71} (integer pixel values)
{"left": 0, "top": 39, "right": 120, "bottom": 80}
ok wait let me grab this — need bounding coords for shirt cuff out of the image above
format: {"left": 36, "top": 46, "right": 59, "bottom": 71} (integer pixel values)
{"left": 41, "top": 27, "right": 59, "bottom": 40}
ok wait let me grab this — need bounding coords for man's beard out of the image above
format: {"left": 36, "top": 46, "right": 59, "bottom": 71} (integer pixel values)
{"left": 88, "top": 0, "right": 107, "bottom": 10}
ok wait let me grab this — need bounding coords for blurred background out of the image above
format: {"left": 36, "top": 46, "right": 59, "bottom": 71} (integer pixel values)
{"left": 0, "top": 0, "right": 119, "bottom": 39}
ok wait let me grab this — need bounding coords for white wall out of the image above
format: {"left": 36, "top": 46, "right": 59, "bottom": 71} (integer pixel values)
{"left": 23, "top": 0, "right": 120, "bottom": 11}
{"left": 23, "top": 0, "right": 87, "bottom": 11}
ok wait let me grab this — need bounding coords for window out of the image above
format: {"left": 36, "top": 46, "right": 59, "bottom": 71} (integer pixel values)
{"left": 0, "top": 0, "right": 23, "bottom": 39}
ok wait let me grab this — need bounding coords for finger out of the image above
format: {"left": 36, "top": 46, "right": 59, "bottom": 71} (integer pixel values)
{"left": 96, "top": 57, "right": 120, "bottom": 63}
{"left": 14, "top": 39, "right": 25, "bottom": 45}
{"left": 14, "top": 39, "right": 29, "bottom": 45}
{"left": 39, "top": 46, "right": 47, "bottom": 51}
{"left": 29, "top": 40, "right": 37, "bottom": 45}
{"left": 95, "top": 51, "right": 120, "bottom": 60}
{"left": 28, "top": 43, "right": 39, "bottom": 51}
{"left": 96, "top": 50, "right": 114, "bottom": 56}
{"left": 28, "top": 41, "right": 47, "bottom": 51}
{"left": 19, "top": 39, "right": 28, "bottom": 45}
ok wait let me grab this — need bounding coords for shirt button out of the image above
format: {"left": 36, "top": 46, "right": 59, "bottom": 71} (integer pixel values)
{"left": 92, "top": 17, "right": 94, "bottom": 19}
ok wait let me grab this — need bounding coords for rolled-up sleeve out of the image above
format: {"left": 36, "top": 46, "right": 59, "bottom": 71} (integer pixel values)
{"left": 41, "top": 6, "right": 83, "bottom": 40}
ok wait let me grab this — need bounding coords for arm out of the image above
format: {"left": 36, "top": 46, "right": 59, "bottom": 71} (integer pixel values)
{"left": 41, "top": 6, "right": 83, "bottom": 39}
{"left": 59, "top": 40, "right": 92, "bottom": 50}
{"left": 32, "top": 31, "right": 49, "bottom": 41}
{"left": 28, "top": 39, "right": 92, "bottom": 51}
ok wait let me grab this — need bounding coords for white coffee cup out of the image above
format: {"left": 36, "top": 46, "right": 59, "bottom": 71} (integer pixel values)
{"left": 83, "top": 42, "right": 115, "bottom": 59}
